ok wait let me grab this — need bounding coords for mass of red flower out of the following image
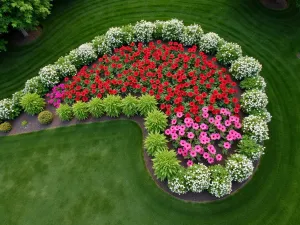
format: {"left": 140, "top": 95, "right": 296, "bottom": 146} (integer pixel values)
{"left": 62, "top": 41, "right": 241, "bottom": 120}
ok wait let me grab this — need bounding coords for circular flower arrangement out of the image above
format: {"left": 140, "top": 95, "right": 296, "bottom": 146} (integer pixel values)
{"left": 0, "top": 19, "right": 271, "bottom": 199}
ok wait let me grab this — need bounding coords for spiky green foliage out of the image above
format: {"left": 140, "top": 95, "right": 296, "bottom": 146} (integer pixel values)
{"left": 88, "top": 97, "right": 105, "bottom": 118}
{"left": 103, "top": 95, "right": 122, "bottom": 117}
{"left": 121, "top": 94, "right": 139, "bottom": 117}
{"left": 20, "top": 93, "right": 45, "bottom": 115}
{"left": 144, "top": 133, "right": 168, "bottom": 156}
{"left": 56, "top": 104, "right": 73, "bottom": 121}
{"left": 138, "top": 94, "right": 158, "bottom": 116}
{"left": 144, "top": 110, "right": 167, "bottom": 133}
{"left": 72, "top": 101, "right": 89, "bottom": 120}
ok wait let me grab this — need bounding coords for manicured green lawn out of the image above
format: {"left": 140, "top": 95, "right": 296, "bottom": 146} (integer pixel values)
{"left": 0, "top": 0, "right": 300, "bottom": 224}
{"left": 0, "top": 120, "right": 298, "bottom": 225}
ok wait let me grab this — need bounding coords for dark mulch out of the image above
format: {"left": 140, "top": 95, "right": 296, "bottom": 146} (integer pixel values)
{"left": 260, "top": 0, "right": 288, "bottom": 10}
{"left": 8, "top": 26, "right": 43, "bottom": 46}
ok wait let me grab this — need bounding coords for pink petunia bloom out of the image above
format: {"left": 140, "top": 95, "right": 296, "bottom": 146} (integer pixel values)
{"left": 177, "top": 148, "right": 183, "bottom": 155}
{"left": 208, "top": 117, "right": 215, "bottom": 123}
{"left": 182, "top": 151, "right": 188, "bottom": 157}
{"left": 202, "top": 106, "right": 209, "bottom": 112}
{"left": 235, "top": 122, "right": 242, "bottom": 129}
{"left": 187, "top": 160, "right": 194, "bottom": 167}
{"left": 165, "top": 129, "right": 171, "bottom": 135}
{"left": 216, "top": 154, "right": 223, "bottom": 161}
{"left": 194, "top": 145, "right": 202, "bottom": 153}
{"left": 224, "top": 142, "right": 231, "bottom": 149}
{"left": 172, "top": 134, "right": 178, "bottom": 140}
{"left": 225, "top": 120, "right": 231, "bottom": 127}
{"left": 185, "top": 143, "right": 192, "bottom": 150}
{"left": 180, "top": 140, "right": 186, "bottom": 146}
{"left": 176, "top": 112, "right": 183, "bottom": 118}
{"left": 207, "top": 157, "right": 214, "bottom": 164}
{"left": 184, "top": 117, "right": 190, "bottom": 124}
{"left": 171, "top": 119, "right": 177, "bottom": 125}
{"left": 192, "top": 123, "right": 199, "bottom": 130}
{"left": 203, "top": 152, "right": 210, "bottom": 159}
{"left": 187, "top": 132, "right": 195, "bottom": 139}
{"left": 200, "top": 123, "right": 208, "bottom": 130}
{"left": 202, "top": 112, "right": 209, "bottom": 118}
{"left": 190, "top": 150, "right": 197, "bottom": 157}
{"left": 215, "top": 115, "right": 222, "bottom": 121}
{"left": 179, "top": 130, "right": 185, "bottom": 136}
{"left": 186, "top": 122, "right": 192, "bottom": 128}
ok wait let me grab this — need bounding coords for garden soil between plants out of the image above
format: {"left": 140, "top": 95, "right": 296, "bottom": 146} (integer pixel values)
{"left": 0, "top": 104, "right": 259, "bottom": 203}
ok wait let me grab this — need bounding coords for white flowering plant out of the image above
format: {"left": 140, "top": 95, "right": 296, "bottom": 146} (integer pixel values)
{"left": 134, "top": 20, "right": 155, "bottom": 43}
{"left": 208, "top": 165, "right": 232, "bottom": 198}
{"left": 39, "top": 65, "right": 60, "bottom": 88}
{"left": 162, "top": 19, "right": 184, "bottom": 41}
{"left": 24, "top": 76, "right": 48, "bottom": 95}
{"left": 198, "top": 32, "right": 222, "bottom": 54}
{"left": 237, "top": 135, "right": 265, "bottom": 161}
{"left": 241, "top": 89, "right": 268, "bottom": 113}
{"left": 240, "top": 76, "right": 266, "bottom": 91}
{"left": 250, "top": 108, "right": 272, "bottom": 123}
{"left": 226, "top": 154, "right": 254, "bottom": 182}
{"left": 0, "top": 98, "right": 21, "bottom": 120}
{"left": 105, "top": 27, "right": 126, "bottom": 49}
{"left": 92, "top": 35, "right": 112, "bottom": 55}
{"left": 230, "top": 56, "right": 262, "bottom": 80}
{"left": 184, "top": 163, "right": 210, "bottom": 193}
{"left": 153, "top": 20, "right": 164, "bottom": 39}
{"left": 168, "top": 168, "right": 188, "bottom": 195}
{"left": 68, "top": 43, "right": 97, "bottom": 68}
{"left": 54, "top": 56, "right": 77, "bottom": 78}
{"left": 179, "top": 24, "right": 203, "bottom": 46}
{"left": 216, "top": 42, "right": 242, "bottom": 65}
{"left": 243, "top": 115, "right": 269, "bottom": 142}
{"left": 121, "top": 24, "right": 135, "bottom": 45}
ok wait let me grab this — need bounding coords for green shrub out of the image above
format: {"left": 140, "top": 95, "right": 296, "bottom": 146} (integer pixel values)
{"left": 38, "top": 110, "right": 54, "bottom": 125}
{"left": 122, "top": 94, "right": 139, "bottom": 117}
{"left": 145, "top": 110, "right": 167, "bottom": 133}
{"left": 56, "top": 104, "right": 73, "bottom": 121}
{"left": 103, "top": 95, "right": 122, "bottom": 117}
{"left": 144, "top": 133, "right": 168, "bottom": 156}
{"left": 216, "top": 42, "right": 242, "bottom": 65}
{"left": 184, "top": 164, "right": 210, "bottom": 193}
{"left": 21, "top": 120, "right": 28, "bottom": 127}
{"left": 237, "top": 135, "right": 265, "bottom": 161}
{"left": 152, "top": 149, "right": 180, "bottom": 181}
{"left": 88, "top": 97, "right": 105, "bottom": 118}
{"left": 72, "top": 101, "right": 89, "bottom": 120}
{"left": 0, "top": 122, "right": 12, "bottom": 133}
{"left": 168, "top": 168, "right": 188, "bottom": 195}
{"left": 208, "top": 165, "right": 232, "bottom": 198}
{"left": 20, "top": 93, "right": 45, "bottom": 115}
{"left": 138, "top": 94, "right": 158, "bottom": 116}
{"left": 240, "top": 76, "right": 266, "bottom": 91}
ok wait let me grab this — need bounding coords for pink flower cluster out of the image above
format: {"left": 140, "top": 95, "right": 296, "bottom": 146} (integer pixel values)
{"left": 46, "top": 84, "right": 65, "bottom": 108}
{"left": 164, "top": 107, "right": 242, "bottom": 166}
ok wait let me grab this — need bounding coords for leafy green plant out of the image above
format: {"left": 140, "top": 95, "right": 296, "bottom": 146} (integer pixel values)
{"left": 0, "top": 122, "right": 12, "bottom": 133}
{"left": 88, "top": 97, "right": 105, "bottom": 118}
{"left": 122, "top": 94, "right": 139, "bottom": 117}
{"left": 145, "top": 110, "right": 168, "bottom": 133}
{"left": 21, "top": 120, "right": 28, "bottom": 127}
{"left": 38, "top": 110, "right": 54, "bottom": 125}
{"left": 144, "top": 133, "right": 168, "bottom": 156}
{"left": 168, "top": 168, "right": 188, "bottom": 195}
{"left": 103, "top": 95, "right": 122, "bottom": 117}
{"left": 237, "top": 135, "right": 265, "bottom": 160}
{"left": 20, "top": 93, "right": 45, "bottom": 115}
{"left": 56, "top": 104, "right": 73, "bottom": 121}
{"left": 152, "top": 149, "right": 180, "bottom": 181}
{"left": 138, "top": 94, "right": 158, "bottom": 116}
{"left": 72, "top": 101, "right": 89, "bottom": 120}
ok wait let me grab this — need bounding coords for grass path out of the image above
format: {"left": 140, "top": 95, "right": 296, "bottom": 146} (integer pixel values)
{"left": 0, "top": 0, "right": 300, "bottom": 224}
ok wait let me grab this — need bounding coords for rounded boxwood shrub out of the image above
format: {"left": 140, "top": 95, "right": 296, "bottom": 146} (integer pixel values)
{"left": 229, "top": 56, "right": 262, "bottom": 80}
{"left": 20, "top": 93, "right": 45, "bottom": 115}
{"left": 0, "top": 122, "right": 12, "bottom": 133}
{"left": 103, "top": 95, "right": 122, "bottom": 117}
{"left": 184, "top": 163, "right": 211, "bottom": 193}
{"left": 39, "top": 64, "right": 60, "bottom": 88}
{"left": 145, "top": 110, "right": 168, "bottom": 133}
{"left": 88, "top": 97, "right": 105, "bottom": 118}
{"left": 38, "top": 110, "right": 54, "bottom": 125}
{"left": 56, "top": 104, "right": 73, "bottom": 121}
{"left": 225, "top": 154, "right": 254, "bottom": 183}
{"left": 144, "top": 133, "right": 168, "bottom": 156}
{"left": 168, "top": 168, "right": 188, "bottom": 195}
{"left": 237, "top": 135, "right": 265, "bottom": 161}
{"left": 121, "top": 94, "right": 139, "bottom": 117}
{"left": 208, "top": 165, "right": 232, "bottom": 198}
{"left": 72, "top": 101, "right": 89, "bottom": 120}
{"left": 152, "top": 149, "right": 180, "bottom": 181}
{"left": 138, "top": 94, "right": 158, "bottom": 116}
{"left": 216, "top": 42, "right": 242, "bottom": 65}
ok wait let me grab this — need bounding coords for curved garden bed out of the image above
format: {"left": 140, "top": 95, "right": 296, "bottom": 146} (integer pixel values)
{"left": 0, "top": 19, "right": 271, "bottom": 201}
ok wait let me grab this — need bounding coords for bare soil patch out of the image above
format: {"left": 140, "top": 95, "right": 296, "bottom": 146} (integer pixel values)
{"left": 8, "top": 26, "right": 43, "bottom": 46}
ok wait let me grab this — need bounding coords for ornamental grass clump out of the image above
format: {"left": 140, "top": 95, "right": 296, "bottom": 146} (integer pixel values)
{"left": 0, "top": 122, "right": 12, "bottom": 133}
{"left": 242, "top": 115, "right": 269, "bottom": 142}
{"left": 168, "top": 168, "right": 188, "bottom": 195}
{"left": 208, "top": 165, "right": 232, "bottom": 198}
{"left": 241, "top": 89, "right": 268, "bottom": 113}
{"left": 138, "top": 94, "right": 158, "bottom": 116}
{"left": 72, "top": 101, "right": 89, "bottom": 120}
{"left": 38, "top": 110, "right": 54, "bottom": 125}
{"left": 39, "top": 64, "right": 60, "bottom": 88}
{"left": 144, "top": 133, "right": 168, "bottom": 156}
{"left": 20, "top": 93, "right": 45, "bottom": 115}
{"left": 56, "top": 104, "right": 73, "bottom": 121}
{"left": 230, "top": 56, "right": 262, "bottom": 80}
{"left": 88, "top": 97, "right": 105, "bottom": 118}
{"left": 240, "top": 76, "right": 266, "bottom": 91}
{"left": 198, "top": 32, "right": 222, "bottom": 54}
{"left": 103, "top": 95, "right": 122, "bottom": 117}
{"left": 184, "top": 163, "right": 210, "bottom": 193}
{"left": 237, "top": 135, "right": 265, "bottom": 161}
{"left": 121, "top": 94, "right": 139, "bottom": 117}
{"left": 216, "top": 42, "right": 242, "bottom": 65}
{"left": 152, "top": 149, "right": 181, "bottom": 181}
{"left": 226, "top": 154, "right": 254, "bottom": 182}
{"left": 179, "top": 24, "right": 203, "bottom": 46}
{"left": 145, "top": 110, "right": 168, "bottom": 133}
